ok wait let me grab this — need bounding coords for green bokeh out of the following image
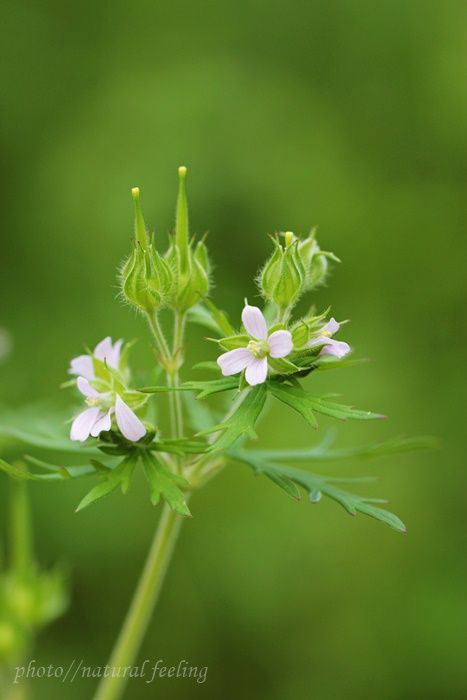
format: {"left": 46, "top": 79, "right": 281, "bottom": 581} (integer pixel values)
{"left": 1, "top": 0, "right": 466, "bottom": 698}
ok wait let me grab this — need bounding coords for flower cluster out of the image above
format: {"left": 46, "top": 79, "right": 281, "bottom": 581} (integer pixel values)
{"left": 120, "top": 168, "right": 210, "bottom": 315}
{"left": 217, "top": 304, "right": 350, "bottom": 386}
{"left": 69, "top": 174, "right": 350, "bottom": 431}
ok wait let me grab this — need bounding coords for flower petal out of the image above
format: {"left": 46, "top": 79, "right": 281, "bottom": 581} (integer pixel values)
{"left": 242, "top": 305, "right": 268, "bottom": 340}
{"left": 90, "top": 408, "right": 113, "bottom": 437}
{"left": 70, "top": 407, "right": 101, "bottom": 442}
{"left": 245, "top": 357, "right": 268, "bottom": 385}
{"left": 217, "top": 348, "right": 253, "bottom": 376}
{"left": 268, "top": 330, "right": 293, "bottom": 358}
{"left": 307, "top": 335, "right": 329, "bottom": 349}
{"left": 115, "top": 395, "right": 146, "bottom": 442}
{"left": 108, "top": 338, "right": 123, "bottom": 370}
{"left": 76, "top": 376, "right": 100, "bottom": 398}
{"left": 69, "top": 355, "right": 94, "bottom": 380}
{"left": 321, "top": 317, "right": 340, "bottom": 336}
{"left": 94, "top": 337, "right": 114, "bottom": 363}
{"left": 320, "top": 338, "right": 351, "bottom": 359}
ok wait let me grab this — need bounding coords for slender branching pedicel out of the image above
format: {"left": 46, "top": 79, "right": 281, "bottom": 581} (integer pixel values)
{"left": 0, "top": 167, "right": 435, "bottom": 700}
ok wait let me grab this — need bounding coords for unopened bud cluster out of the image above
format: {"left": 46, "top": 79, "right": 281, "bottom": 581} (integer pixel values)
{"left": 121, "top": 168, "right": 210, "bottom": 315}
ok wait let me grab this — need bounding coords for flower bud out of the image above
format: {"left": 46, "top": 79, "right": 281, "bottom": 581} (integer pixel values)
{"left": 259, "top": 233, "right": 304, "bottom": 310}
{"left": 121, "top": 188, "right": 173, "bottom": 313}
{"left": 168, "top": 167, "right": 211, "bottom": 312}
{"left": 297, "top": 228, "right": 339, "bottom": 291}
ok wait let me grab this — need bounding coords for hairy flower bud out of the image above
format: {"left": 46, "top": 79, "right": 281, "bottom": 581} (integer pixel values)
{"left": 297, "top": 228, "right": 339, "bottom": 291}
{"left": 168, "top": 167, "right": 211, "bottom": 312}
{"left": 259, "top": 233, "right": 304, "bottom": 311}
{"left": 121, "top": 188, "right": 173, "bottom": 313}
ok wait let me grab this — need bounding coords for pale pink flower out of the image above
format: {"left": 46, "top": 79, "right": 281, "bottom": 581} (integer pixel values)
{"left": 69, "top": 336, "right": 123, "bottom": 380}
{"left": 307, "top": 318, "right": 350, "bottom": 358}
{"left": 70, "top": 377, "right": 145, "bottom": 443}
{"left": 217, "top": 304, "right": 293, "bottom": 386}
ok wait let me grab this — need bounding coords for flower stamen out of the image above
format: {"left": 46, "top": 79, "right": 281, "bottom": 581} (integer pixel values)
{"left": 247, "top": 339, "right": 269, "bottom": 359}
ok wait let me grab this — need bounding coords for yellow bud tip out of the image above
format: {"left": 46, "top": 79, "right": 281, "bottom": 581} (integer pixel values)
{"left": 284, "top": 231, "right": 295, "bottom": 247}
{"left": 131, "top": 187, "right": 140, "bottom": 200}
{"left": 178, "top": 166, "right": 187, "bottom": 178}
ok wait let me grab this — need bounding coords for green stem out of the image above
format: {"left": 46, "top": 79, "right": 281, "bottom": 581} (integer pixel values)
{"left": 93, "top": 504, "right": 184, "bottom": 700}
{"left": 277, "top": 304, "right": 292, "bottom": 325}
{"left": 170, "top": 313, "right": 186, "bottom": 440}
{"left": 9, "top": 474, "right": 32, "bottom": 574}
{"left": 146, "top": 312, "right": 178, "bottom": 438}
{"left": 145, "top": 312, "right": 171, "bottom": 365}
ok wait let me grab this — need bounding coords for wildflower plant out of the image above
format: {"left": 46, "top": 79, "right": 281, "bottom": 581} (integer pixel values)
{"left": 0, "top": 167, "right": 434, "bottom": 700}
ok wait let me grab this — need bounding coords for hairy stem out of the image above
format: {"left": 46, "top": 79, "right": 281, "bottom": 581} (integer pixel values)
{"left": 93, "top": 504, "right": 184, "bottom": 700}
{"left": 145, "top": 312, "right": 179, "bottom": 443}
{"left": 145, "top": 312, "right": 171, "bottom": 365}
{"left": 169, "top": 313, "right": 185, "bottom": 440}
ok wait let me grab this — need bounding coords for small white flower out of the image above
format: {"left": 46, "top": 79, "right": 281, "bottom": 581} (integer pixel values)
{"left": 307, "top": 318, "right": 350, "bottom": 358}
{"left": 217, "top": 304, "right": 293, "bottom": 386}
{"left": 69, "top": 336, "right": 123, "bottom": 380}
{"left": 70, "top": 377, "right": 146, "bottom": 443}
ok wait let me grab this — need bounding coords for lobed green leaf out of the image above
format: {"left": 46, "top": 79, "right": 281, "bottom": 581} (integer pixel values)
{"left": 199, "top": 384, "right": 268, "bottom": 452}
{"left": 269, "top": 380, "right": 384, "bottom": 426}
{"left": 230, "top": 450, "right": 406, "bottom": 532}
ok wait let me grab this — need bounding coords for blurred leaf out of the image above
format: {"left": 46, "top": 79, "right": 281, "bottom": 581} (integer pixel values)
{"left": 203, "top": 298, "right": 236, "bottom": 336}
{"left": 0, "top": 421, "right": 98, "bottom": 456}
{"left": 0, "top": 457, "right": 96, "bottom": 481}
{"left": 230, "top": 449, "right": 406, "bottom": 533}
{"left": 253, "top": 434, "right": 438, "bottom": 462}
{"left": 182, "top": 391, "right": 217, "bottom": 432}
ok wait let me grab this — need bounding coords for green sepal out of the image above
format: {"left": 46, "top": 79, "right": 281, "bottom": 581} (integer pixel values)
{"left": 290, "top": 307, "right": 331, "bottom": 347}
{"left": 131, "top": 187, "right": 149, "bottom": 250}
{"left": 175, "top": 166, "right": 190, "bottom": 274}
{"left": 122, "top": 243, "right": 173, "bottom": 313}
{"left": 268, "top": 356, "right": 301, "bottom": 375}
{"left": 259, "top": 236, "right": 303, "bottom": 310}
{"left": 219, "top": 334, "right": 250, "bottom": 350}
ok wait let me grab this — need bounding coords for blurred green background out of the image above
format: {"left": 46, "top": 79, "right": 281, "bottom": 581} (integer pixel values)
{"left": 1, "top": 0, "right": 466, "bottom": 698}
